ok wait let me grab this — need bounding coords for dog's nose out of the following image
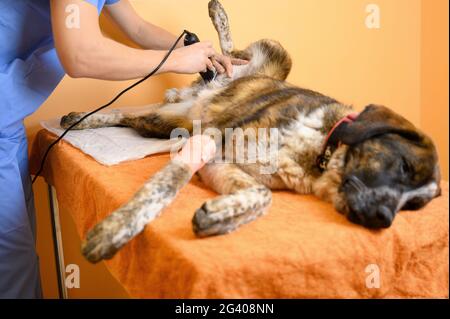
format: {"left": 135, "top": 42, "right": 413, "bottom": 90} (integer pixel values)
{"left": 369, "top": 205, "right": 393, "bottom": 229}
{"left": 346, "top": 205, "right": 394, "bottom": 229}
{"left": 377, "top": 205, "right": 393, "bottom": 227}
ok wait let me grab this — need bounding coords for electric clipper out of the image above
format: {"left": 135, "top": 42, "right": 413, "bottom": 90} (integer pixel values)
{"left": 184, "top": 30, "right": 217, "bottom": 82}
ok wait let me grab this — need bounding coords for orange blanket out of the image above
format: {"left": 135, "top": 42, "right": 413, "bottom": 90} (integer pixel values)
{"left": 30, "top": 129, "right": 449, "bottom": 298}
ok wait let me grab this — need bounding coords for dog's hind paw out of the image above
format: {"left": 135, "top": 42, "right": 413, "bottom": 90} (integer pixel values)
{"left": 60, "top": 112, "right": 87, "bottom": 129}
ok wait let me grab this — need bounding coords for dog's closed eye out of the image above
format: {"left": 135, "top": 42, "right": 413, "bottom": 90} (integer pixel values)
{"left": 402, "top": 196, "right": 429, "bottom": 211}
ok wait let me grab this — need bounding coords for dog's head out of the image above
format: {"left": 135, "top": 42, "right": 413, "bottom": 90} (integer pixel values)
{"left": 335, "top": 105, "right": 441, "bottom": 229}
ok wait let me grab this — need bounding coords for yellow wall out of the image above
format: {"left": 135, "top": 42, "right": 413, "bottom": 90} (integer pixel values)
{"left": 25, "top": 0, "right": 447, "bottom": 298}
{"left": 421, "top": 0, "right": 449, "bottom": 181}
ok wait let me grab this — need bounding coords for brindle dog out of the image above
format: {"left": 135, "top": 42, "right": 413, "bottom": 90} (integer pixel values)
{"left": 61, "top": 0, "right": 441, "bottom": 263}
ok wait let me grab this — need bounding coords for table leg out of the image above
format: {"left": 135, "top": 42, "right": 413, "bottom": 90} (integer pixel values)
{"left": 48, "top": 184, "right": 68, "bottom": 299}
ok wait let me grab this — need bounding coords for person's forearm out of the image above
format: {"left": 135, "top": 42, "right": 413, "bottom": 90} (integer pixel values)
{"left": 52, "top": 0, "right": 219, "bottom": 81}
{"left": 103, "top": 0, "right": 183, "bottom": 51}
{"left": 65, "top": 37, "right": 177, "bottom": 80}
{"left": 51, "top": 0, "right": 185, "bottom": 80}
{"left": 133, "top": 21, "right": 184, "bottom": 50}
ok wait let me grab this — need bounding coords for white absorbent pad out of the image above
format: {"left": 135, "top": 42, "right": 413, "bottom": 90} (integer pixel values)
{"left": 41, "top": 105, "right": 184, "bottom": 166}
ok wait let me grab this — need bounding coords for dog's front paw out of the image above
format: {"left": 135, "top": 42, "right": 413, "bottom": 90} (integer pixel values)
{"left": 192, "top": 189, "right": 270, "bottom": 237}
{"left": 81, "top": 224, "right": 118, "bottom": 263}
{"left": 81, "top": 212, "right": 130, "bottom": 263}
{"left": 60, "top": 112, "right": 86, "bottom": 129}
{"left": 192, "top": 201, "right": 237, "bottom": 238}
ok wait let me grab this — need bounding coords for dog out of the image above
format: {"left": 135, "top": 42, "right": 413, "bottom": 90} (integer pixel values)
{"left": 60, "top": 0, "right": 441, "bottom": 263}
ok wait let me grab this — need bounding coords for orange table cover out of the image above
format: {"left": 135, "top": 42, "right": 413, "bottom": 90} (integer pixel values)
{"left": 30, "top": 129, "right": 449, "bottom": 298}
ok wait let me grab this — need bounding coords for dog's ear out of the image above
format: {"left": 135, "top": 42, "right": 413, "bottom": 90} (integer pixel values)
{"left": 336, "top": 104, "right": 422, "bottom": 145}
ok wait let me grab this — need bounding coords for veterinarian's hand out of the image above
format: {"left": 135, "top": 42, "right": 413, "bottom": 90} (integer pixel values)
{"left": 168, "top": 41, "right": 217, "bottom": 74}
{"left": 167, "top": 41, "right": 248, "bottom": 77}
{"left": 173, "top": 135, "right": 217, "bottom": 173}
{"left": 211, "top": 54, "right": 249, "bottom": 77}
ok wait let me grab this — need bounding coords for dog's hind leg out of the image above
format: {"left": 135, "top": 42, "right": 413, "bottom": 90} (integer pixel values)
{"left": 120, "top": 101, "right": 195, "bottom": 138}
{"left": 59, "top": 102, "right": 162, "bottom": 130}
{"left": 193, "top": 163, "right": 272, "bottom": 237}
{"left": 60, "top": 101, "right": 194, "bottom": 138}
{"left": 60, "top": 111, "right": 128, "bottom": 130}
{"left": 209, "top": 0, "right": 234, "bottom": 55}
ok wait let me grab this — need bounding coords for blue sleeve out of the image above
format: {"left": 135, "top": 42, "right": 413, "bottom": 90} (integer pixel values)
{"left": 82, "top": 0, "right": 101, "bottom": 7}
{"left": 82, "top": 0, "right": 121, "bottom": 13}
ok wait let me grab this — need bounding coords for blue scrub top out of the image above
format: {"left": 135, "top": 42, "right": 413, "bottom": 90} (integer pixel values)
{"left": 0, "top": 0, "right": 120, "bottom": 134}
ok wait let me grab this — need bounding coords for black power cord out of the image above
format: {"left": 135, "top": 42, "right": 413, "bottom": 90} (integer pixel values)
{"left": 32, "top": 30, "right": 189, "bottom": 185}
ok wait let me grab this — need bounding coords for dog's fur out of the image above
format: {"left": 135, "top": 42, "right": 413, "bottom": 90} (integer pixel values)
{"left": 61, "top": 0, "right": 441, "bottom": 263}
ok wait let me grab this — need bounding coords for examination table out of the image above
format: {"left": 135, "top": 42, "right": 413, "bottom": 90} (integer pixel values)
{"left": 30, "top": 129, "right": 449, "bottom": 298}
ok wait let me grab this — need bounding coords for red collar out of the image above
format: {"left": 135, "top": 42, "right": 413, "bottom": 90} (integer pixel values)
{"left": 316, "top": 112, "right": 359, "bottom": 171}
